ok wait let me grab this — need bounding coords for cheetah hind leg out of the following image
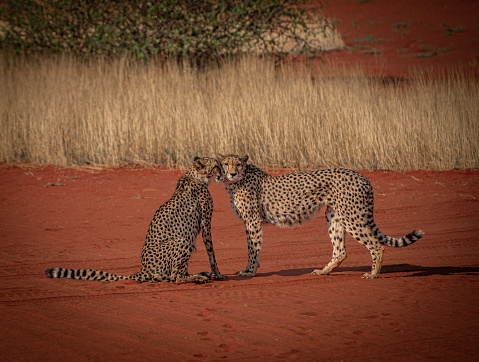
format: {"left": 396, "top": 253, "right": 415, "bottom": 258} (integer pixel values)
{"left": 361, "top": 242, "right": 384, "bottom": 279}
{"left": 312, "top": 206, "right": 347, "bottom": 276}
{"left": 168, "top": 241, "right": 210, "bottom": 284}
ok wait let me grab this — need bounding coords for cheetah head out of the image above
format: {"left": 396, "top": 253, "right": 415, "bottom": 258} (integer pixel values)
{"left": 193, "top": 157, "right": 223, "bottom": 185}
{"left": 216, "top": 154, "right": 249, "bottom": 184}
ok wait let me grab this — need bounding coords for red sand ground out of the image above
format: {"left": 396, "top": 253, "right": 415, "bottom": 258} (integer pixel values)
{"left": 322, "top": 0, "right": 479, "bottom": 76}
{"left": 1, "top": 1, "right": 479, "bottom": 360}
{"left": 1, "top": 165, "right": 478, "bottom": 360}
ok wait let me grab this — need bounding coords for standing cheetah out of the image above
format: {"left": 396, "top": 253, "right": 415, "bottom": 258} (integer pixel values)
{"left": 217, "top": 154, "right": 424, "bottom": 279}
{"left": 46, "top": 157, "right": 225, "bottom": 283}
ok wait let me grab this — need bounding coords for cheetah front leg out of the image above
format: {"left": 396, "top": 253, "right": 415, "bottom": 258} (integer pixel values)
{"left": 312, "top": 206, "right": 347, "bottom": 276}
{"left": 200, "top": 220, "right": 226, "bottom": 280}
{"left": 237, "top": 218, "right": 262, "bottom": 277}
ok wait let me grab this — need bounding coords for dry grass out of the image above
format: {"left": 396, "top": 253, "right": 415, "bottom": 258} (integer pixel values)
{"left": 0, "top": 55, "right": 477, "bottom": 170}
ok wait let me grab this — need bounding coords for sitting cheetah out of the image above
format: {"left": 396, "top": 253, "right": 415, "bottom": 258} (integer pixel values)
{"left": 217, "top": 154, "right": 424, "bottom": 279}
{"left": 46, "top": 157, "right": 225, "bottom": 283}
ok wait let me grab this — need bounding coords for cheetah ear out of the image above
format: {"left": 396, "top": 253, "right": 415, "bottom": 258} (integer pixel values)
{"left": 215, "top": 153, "right": 225, "bottom": 162}
{"left": 240, "top": 155, "right": 249, "bottom": 163}
{"left": 193, "top": 157, "right": 205, "bottom": 170}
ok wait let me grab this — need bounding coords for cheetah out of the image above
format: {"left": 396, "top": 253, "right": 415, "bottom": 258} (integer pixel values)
{"left": 46, "top": 157, "right": 225, "bottom": 283}
{"left": 217, "top": 154, "right": 424, "bottom": 279}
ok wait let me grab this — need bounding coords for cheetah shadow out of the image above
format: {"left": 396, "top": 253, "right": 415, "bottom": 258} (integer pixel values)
{"left": 255, "top": 264, "right": 479, "bottom": 278}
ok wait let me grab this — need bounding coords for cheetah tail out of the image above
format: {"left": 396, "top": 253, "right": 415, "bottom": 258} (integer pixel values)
{"left": 45, "top": 267, "right": 129, "bottom": 282}
{"left": 379, "top": 229, "right": 424, "bottom": 247}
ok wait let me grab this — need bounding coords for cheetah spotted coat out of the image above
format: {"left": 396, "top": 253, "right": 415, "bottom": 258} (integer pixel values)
{"left": 217, "top": 154, "right": 424, "bottom": 279}
{"left": 46, "top": 157, "right": 224, "bottom": 283}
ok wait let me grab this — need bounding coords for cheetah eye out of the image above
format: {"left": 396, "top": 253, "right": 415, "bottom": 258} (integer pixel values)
{"left": 223, "top": 163, "right": 228, "bottom": 167}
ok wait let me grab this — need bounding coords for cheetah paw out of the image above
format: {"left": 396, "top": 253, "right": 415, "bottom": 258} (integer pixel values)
{"left": 210, "top": 273, "right": 227, "bottom": 280}
{"left": 198, "top": 271, "right": 227, "bottom": 280}
{"left": 311, "top": 269, "right": 329, "bottom": 275}
{"left": 180, "top": 273, "right": 210, "bottom": 283}
{"left": 193, "top": 275, "right": 210, "bottom": 283}
{"left": 361, "top": 273, "right": 379, "bottom": 279}
{"left": 236, "top": 270, "right": 256, "bottom": 277}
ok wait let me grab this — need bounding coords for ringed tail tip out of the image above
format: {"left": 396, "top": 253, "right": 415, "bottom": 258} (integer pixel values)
{"left": 45, "top": 268, "right": 55, "bottom": 278}
{"left": 413, "top": 229, "right": 425, "bottom": 239}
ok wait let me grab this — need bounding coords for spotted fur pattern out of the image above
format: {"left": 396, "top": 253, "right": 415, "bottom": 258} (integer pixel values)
{"left": 46, "top": 157, "right": 225, "bottom": 283}
{"left": 217, "top": 154, "right": 424, "bottom": 279}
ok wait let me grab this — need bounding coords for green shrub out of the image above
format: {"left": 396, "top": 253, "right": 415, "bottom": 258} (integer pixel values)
{"left": 0, "top": 0, "right": 330, "bottom": 61}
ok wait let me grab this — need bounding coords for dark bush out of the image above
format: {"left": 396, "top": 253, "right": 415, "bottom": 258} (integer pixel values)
{"left": 0, "top": 0, "right": 330, "bottom": 61}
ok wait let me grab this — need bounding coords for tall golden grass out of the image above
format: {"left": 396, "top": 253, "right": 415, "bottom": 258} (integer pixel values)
{"left": 0, "top": 55, "right": 477, "bottom": 170}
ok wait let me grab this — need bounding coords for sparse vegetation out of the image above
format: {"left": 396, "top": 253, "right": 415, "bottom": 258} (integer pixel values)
{"left": 393, "top": 22, "right": 410, "bottom": 36}
{"left": 397, "top": 40, "right": 453, "bottom": 58}
{"left": 440, "top": 22, "right": 466, "bottom": 36}
{"left": 0, "top": 55, "right": 477, "bottom": 170}
{"left": 0, "top": 0, "right": 339, "bottom": 62}
{"left": 347, "top": 34, "right": 384, "bottom": 55}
